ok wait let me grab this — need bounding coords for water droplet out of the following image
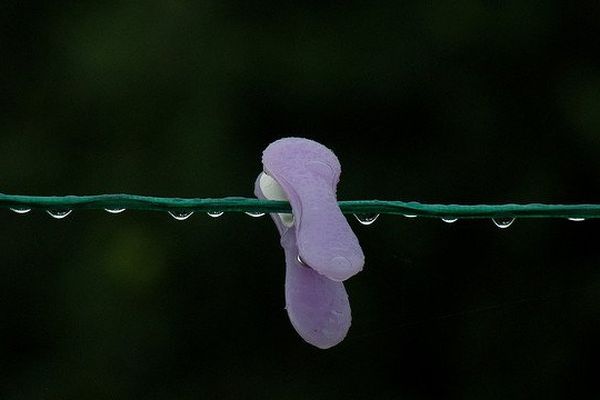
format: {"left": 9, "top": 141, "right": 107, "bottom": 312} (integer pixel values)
{"left": 46, "top": 209, "right": 72, "bottom": 219}
{"left": 168, "top": 211, "right": 193, "bottom": 220}
{"left": 296, "top": 254, "right": 308, "bottom": 266}
{"left": 403, "top": 214, "right": 417, "bottom": 218}
{"left": 245, "top": 211, "right": 265, "bottom": 218}
{"left": 10, "top": 208, "right": 31, "bottom": 214}
{"left": 568, "top": 217, "right": 586, "bottom": 222}
{"left": 353, "top": 213, "right": 380, "bottom": 225}
{"left": 207, "top": 211, "right": 224, "bottom": 218}
{"left": 492, "top": 217, "right": 515, "bottom": 229}
{"left": 442, "top": 217, "right": 458, "bottom": 223}
{"left": 105, "top": 208, "right": 126, "bottom": 214}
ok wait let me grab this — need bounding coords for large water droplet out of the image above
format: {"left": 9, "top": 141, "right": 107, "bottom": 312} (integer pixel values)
{"left": 492, "top": 217, "right": 515, "bottom": 229}
{"left": 568, "top": 217, "right": 586, "bottom": 222}
{"left": 46, "top": 209, "right": 72, "bottom": 219}
{"left": 403, "top": 214, "right": 417, "bottom": 218}
{"left": 10, "top": 208, "right": 31, "bottom": 214}
{"left": 442, "top": 217, "right": 458, "bottom": 223}
{"left": 245, "top": 211, "right": 265, "bottom": 218}
{"left": 168, "top": 210, "right": 193, "bottom": 220}
{"left": 105, "top": 208, "right": 126, "bottom": 214}
{"left": 207, "top": 211, "right": 224, "bottom": 218}
{"left": 353, "top": 213, "right": 380, "bottom": 225}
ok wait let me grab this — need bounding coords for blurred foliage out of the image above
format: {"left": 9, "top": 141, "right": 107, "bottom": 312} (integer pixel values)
{"left": 0, "top": 1, "right": 599, "bottom": 399}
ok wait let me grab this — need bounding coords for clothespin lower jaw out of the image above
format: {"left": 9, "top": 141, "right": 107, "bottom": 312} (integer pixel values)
{"left": 260, "top": 137, "right": 365, "bottom": 282}
{"left": 254, "top": 172, "right": 351, "bottom": 349}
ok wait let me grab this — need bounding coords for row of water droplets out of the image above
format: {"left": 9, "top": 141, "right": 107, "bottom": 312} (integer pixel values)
{"left": 351, "top": 213, "right": 588, "bottom": 228}
{"left": 6, "top": 208, "right": 589, "bottom": 226}
{"left": 7, "top": 207, "right": 265, "bottom": 220}
{"left": 168, "top": 211, "right": 268, "bottom": 220}
{"left": 9, "top": 208, "right": 73, "bottom": 219}
{"left": 351, "top": 213, "right": 515, "bottom": 228}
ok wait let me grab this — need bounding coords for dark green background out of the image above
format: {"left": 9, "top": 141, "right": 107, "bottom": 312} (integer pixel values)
{"left": 1, "top": 1, "right": 599, "bottom": 399}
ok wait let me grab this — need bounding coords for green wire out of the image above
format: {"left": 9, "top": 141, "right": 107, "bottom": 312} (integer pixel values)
{"left": 1, "top": 193, "right": 599, "bottom": 219}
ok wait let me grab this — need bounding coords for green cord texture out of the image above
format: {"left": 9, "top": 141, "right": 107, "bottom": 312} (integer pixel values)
{"left": 1, "top": 193, "right": 599, "bottom": 219}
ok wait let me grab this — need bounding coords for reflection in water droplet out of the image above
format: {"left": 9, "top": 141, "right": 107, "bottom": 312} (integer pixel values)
{"left": 207, "top": 211, "right": 224, "bottom": 218}
{"left": 46, "top": 210, "right": 72, "bottom": 219}
{"left": 403, "top": 214, "right": 417, "bottom": 218}
{"left": 296, "top": 254, "right": 308, "bottom": 266}
{"left": 245, "top": 211, "right": 265, "bottom": 218}
{"left": 492, "top": 217, "right": 515, "bottom": 229}
{"left": 168, "top": 211, "right": 193, "bottom": 220}
{"left": 105, "top": 208, "right": 126, "bottom": 214}
{"left": 10, "top": 208, "right": 31, "bottom": 214}
{"left": 353, "top": 213, "right": 380, "bottom": 225}
{"left": 442, "top": 218, "right": 458, "bottom": 223}
{"left": 568, "top": 218, "right": 586, "bottom": 222}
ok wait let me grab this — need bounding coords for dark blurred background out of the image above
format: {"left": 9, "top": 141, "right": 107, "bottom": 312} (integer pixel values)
{"left": 1, "top": 1, "right": 599, "bottom": 399}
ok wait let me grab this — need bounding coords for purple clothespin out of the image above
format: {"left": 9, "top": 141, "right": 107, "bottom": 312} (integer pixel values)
{"left": 254, "top": 138, "right": 365, "bottom": 349}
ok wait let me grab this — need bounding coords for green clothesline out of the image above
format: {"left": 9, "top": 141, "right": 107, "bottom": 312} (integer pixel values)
{"left": 1, "top": 193, "right": 599, "bottom": 219}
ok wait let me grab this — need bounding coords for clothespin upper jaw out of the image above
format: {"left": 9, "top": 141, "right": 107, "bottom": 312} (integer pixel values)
{"left": 259, "top": 137, "right": 365, "bottom": 282}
